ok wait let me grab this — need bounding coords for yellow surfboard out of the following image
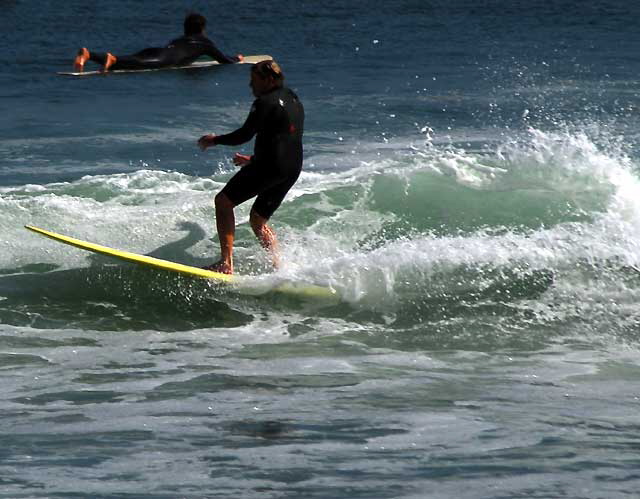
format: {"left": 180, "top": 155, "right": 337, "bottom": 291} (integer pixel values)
{"left": 25, "top": 225, "right": 234, "bottom": 282}
{"left": 57, "top": 54, "right": 272, "bottom": 76}
{"left": 24, "top": 225, "right": 337, "bottom": 300}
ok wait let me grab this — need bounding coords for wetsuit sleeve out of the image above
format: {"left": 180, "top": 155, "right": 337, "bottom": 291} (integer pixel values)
{"left": 213, "top": 100, "right": 264, "bottom": 146}
{"left": 201, "top": 38, "right": 240, "bottom": 63}
{"left": 167, "top": 35, "right": 240, "bottom": 64}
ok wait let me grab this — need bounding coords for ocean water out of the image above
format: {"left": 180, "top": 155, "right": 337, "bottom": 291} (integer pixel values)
{"left": 2, "top": 0, "right": 640, "bottom": 497}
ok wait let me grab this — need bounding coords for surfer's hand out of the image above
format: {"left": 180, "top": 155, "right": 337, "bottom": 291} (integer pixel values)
{"left": 198, "top": 134, "right": 216, "bottom": 151}
{"left": 233, "top": 153, "right": 252, "bottom": 166}
{"left": 236, "top": 54, "right": 244, "bottom": 62}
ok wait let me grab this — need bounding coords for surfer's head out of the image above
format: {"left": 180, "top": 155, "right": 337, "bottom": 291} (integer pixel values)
{"left": 250, "top": 60, "right": 284, "bottom": 96}
{"left": 184, "top": 13, "right": 206, "bottom": 36}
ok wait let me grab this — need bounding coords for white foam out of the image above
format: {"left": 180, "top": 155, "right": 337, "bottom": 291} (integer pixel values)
{"left": 7, "top": 125, "right": 640, "bottom": 312}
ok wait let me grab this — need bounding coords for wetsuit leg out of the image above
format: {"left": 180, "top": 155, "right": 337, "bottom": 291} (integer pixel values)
{"left": 88, "top": 52, "right": 112, "bottom": 67}
{"left": 221, "top": 161, "right": 302, "bottom": 220}
{"left": 252, "top": 169, "right": 301, "bottom": 219}
{"left": 90, "top": 48, "right": 181, "bottom": 70}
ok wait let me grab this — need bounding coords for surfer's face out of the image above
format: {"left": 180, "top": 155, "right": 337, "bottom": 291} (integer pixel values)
{"left": 250, "top": 72, "right": 274, "bottom": 97}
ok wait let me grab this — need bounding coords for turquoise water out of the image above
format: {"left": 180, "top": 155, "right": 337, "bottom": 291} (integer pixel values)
{"left": 2, "top": 1, "right": 640, "bottom": 497}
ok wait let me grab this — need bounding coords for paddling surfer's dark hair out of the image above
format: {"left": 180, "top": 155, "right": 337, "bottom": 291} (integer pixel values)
{"left": 252, "top": 60, "right": 284, "bottom": 87}
{"left": 184, "top": 13, "right": 206, "bottom": 35}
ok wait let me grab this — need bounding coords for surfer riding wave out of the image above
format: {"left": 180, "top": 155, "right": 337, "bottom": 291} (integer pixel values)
{"left": 198, "top": 60, "right": 304, "bottom": 275}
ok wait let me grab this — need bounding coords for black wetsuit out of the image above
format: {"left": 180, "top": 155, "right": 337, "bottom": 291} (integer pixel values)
{"left": 90, "top": 34, "right": 239, "bottom": 70}
{"left": 214, "top": 86, "right": 304, "bottom": 219}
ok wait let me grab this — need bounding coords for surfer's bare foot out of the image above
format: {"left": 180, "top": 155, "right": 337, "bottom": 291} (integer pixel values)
{"left": 74, "top": 47, "right": 90, "bottom": 71}
{"left": 103, "top": 52, "right": 117, "bottom": 71}
{"left": 202, "top": 260, "right": 233, "bottom": 275}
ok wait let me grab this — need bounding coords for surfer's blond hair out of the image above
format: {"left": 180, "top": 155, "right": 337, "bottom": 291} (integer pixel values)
{"left": 252, "top": 60, "right": 284, "bottom": 86}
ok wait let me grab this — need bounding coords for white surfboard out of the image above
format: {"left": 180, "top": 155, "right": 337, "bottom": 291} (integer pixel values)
{"left": 57, "top": 54, "right": 272, "bottom": 76}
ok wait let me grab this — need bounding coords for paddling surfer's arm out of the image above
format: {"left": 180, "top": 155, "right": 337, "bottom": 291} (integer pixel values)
{"left": 199, "top": 37, "right": 243, "bottom": 63}
{"left": 170, "top": 34, "right": 243, "bottom": 64}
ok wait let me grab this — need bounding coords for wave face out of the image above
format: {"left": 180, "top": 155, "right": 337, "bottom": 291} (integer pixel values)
{"left": 3, "top": 126, "right": 640, "bottom": 348}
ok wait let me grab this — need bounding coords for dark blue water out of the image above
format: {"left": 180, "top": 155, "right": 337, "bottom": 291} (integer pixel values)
{"left": 2, "top": 1, "right": 640, "bottom": 497}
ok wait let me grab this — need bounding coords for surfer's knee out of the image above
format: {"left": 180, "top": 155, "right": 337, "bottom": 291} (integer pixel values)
{"left": 249, "top": 209, "right": 268, "bottom": 233}
{"left": 214, "top": 192, "right": 234, "bottom": 212}
{"left": 250, "top": 209, "right": 277, "bottom": 244}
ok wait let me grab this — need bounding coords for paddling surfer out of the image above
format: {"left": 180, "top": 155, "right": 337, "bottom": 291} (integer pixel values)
{"left": 198, "top": 60, "right": 304, "bottom": 275}
{"left": 73, "top": 13, "right": 243, "bottom": 72}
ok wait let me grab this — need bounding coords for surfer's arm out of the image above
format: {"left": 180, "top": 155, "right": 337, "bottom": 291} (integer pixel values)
{"left": 201, "top": 38, "right": 242, "bottom": 63}
{"left": 212, "top": 124, "right": 255, "bottom": 145}
{"left": 198, "top": 126, "right": 255, "bottom": 150}
{"left": 198, "top": 99, "right": 264, "bottom": 151}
